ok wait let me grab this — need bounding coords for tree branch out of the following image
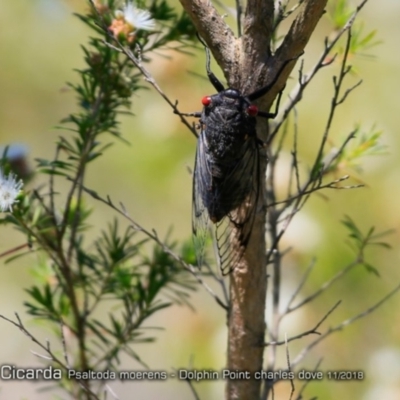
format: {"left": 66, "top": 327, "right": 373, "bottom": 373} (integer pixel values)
{"left": 277, "top": 0, "right": 328, "bottom": 60}
{"left": 178, "top": 0, "right": 238, "bottom": 79}
{"left": 242, "top": 0, "right": 275, "bottom": 64}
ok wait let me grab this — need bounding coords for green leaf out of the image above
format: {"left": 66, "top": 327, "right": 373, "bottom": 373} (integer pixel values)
{"left": 363, "top": 262, "right": 380, "bottom": 277}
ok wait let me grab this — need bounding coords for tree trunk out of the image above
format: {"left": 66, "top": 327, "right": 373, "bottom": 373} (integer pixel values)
{"left": 178, "top": 1, "right": 328, "bottom": 398}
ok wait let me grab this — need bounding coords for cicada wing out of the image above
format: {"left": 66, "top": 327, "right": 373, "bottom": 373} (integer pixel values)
{"left": 214, "top": 138, "right": 260, "bottom": 275}
{"left": 192, "top": 134, "right": 212, "bottom": 269}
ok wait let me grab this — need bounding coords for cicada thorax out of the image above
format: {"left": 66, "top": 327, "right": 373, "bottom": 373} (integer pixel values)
{"left": 198, "top": 88, "right": 259, "bottom": 224}
{"left": 200, "top": 89, "right": 258, "bottom": 152}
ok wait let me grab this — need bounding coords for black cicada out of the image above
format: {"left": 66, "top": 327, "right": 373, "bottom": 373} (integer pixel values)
{"left": 191, "top": 50, "right": 292, "bottom": 275}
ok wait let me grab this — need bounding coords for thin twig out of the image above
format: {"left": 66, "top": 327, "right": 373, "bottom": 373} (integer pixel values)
{"left": 0, "top": 313, "right": 100, "bottom": 399}
{"left": 285, "top": 258, "right": 317, "bottom": 312}
{"left": 271, "top": 0, "right": 370, "bottom": 138}
{"left": 287, "top": 261, "right": 359, "bottom": 314}
{"left": 311, "top": 30, "right": 354, "bottom": 178}
{"left": 294, "top": 358, "right": 323, "bottom": 400}
{"left": 285, "top": 333, "right": 295, "bottom": 400}
{"left": 60, "top": 321, "right": 70, "bottom": 368}
{"left": 291, "top": 284, "right": 400, "bottom": 367}
{"left": 268, "top": 175, "right": 363, "bottom": 208}
{"left": 184, "top": 377, "right": 201, "bottom": 400}
{"left": 78, "top": 183, "right": 228, "bottom": 310}
{"left": 0, "top": 242, "right": 31, "bottom": 259}
{"left": 105, "top": 385, "right": 120, "bottom": 400}
{"left": 267, "top": 301, "right": 341, "bottom": 346}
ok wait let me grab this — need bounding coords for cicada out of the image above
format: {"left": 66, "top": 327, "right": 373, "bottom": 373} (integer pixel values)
{"left": 191, "top": 50, "right": 293, "bottom": 275}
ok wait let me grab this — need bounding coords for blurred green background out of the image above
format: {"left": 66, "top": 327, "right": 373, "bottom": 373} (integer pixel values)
{"left": 0, "top": 1, "right": 399, "bottom": 399}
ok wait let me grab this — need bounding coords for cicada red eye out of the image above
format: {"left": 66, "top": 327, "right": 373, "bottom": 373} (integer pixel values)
{"left": 201, "top": 96, "right": 212, "bottom": 106}
{"left": 246, "top": 104, "right": 258, "bottom": 116}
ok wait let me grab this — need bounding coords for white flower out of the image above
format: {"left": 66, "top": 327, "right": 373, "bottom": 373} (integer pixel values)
{"left": 122, "top": 2, "right": 156, "bottom": 31}
{"left": 0, "top": 169, "right": 23, "bottom": 212}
